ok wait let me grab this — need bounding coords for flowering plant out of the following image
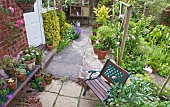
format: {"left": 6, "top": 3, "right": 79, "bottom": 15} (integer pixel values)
{"left": 0, "top": 55, "right": 19, "bottom": 70}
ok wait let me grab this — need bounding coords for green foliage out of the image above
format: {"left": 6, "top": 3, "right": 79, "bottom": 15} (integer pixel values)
{"left": 42, "top": 10, "right": 61, "bottom": 47}
{"left": 147, "top": 101, "right": 170, "bottom": 107}
{"left": 90, "top": 35, "right": 97, "bottom": 41}
{"left": 57, "top": 10, "right": 67, "bottom": 37}
{"left": 46, "top": 37, "right": 53, "bottom": 46}
{"left": 0, "top": 86, "right": 10, "bottom": 106}
{"left": 94, "top": 43, "right": 105, "bottom": 51}
{"left": 63, "top": 28, "right": 79, "bottom": 40}
{"left": 56, "top": 38, "right": 71, "bottom": 53}
{"left": 107, "top": 76, "right": 156, "bottom": 107}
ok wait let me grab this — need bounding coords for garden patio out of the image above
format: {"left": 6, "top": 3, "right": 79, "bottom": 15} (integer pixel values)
{"left": 0, "top": 0, "right": 170, "bottom": 107}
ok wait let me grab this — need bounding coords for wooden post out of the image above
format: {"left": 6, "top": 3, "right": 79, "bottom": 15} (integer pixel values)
{"left": 118, "top": 6, "right": 132, "bottom": 65}
{"left": 158, "top": 73, "right": 170, "bottom": 95}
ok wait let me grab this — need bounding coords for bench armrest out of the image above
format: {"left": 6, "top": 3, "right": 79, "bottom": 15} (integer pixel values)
{"left": 84, "top": 70, "right": 101, "bottom": 81}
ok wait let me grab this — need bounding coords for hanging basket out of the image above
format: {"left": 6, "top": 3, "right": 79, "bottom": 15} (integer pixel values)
{"left": 16, "top": 2, "right": 34, "bottom": 13}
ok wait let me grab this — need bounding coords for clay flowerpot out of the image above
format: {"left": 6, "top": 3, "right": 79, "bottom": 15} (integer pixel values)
{"left": 25, "top": 58, "right": 36, "bottom": 71}
{"left": 47, "top": 45, "right": 54, "bottom": 51}
{"left": 15, "top": 73, "right": 26, "bottom": 82}
{"left": 6, "top": 78, "right": 17, "bottom": 91}
{"left": 97, "top": 50, "right": 108, "bottom": 60}
{"left": 93, "top": 46, "right": 98, "bottom": 53}
{"left": 43, "top": 73, "right": 53, "bottom": 85}
{"left": 39, "top": 82, "right": 46, "bottom": 91}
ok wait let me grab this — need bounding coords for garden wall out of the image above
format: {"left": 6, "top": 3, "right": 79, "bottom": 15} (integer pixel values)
{"left": 0, "top": 0, "right": 28, "bottom": 59}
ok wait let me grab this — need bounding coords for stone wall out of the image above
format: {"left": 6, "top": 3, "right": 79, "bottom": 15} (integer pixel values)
{"left": 0, "top": 0, "right": 28, "bottom": 59}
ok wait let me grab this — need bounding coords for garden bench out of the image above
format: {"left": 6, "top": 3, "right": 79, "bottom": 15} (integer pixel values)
{"left": 4, "top": 65, "right": 43, "bottom": 106}
{"left": 83, "top": 58, "right": 131, "bottom": 103}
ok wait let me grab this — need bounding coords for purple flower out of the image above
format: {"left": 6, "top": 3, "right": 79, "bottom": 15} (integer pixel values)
{"left": 1, "top": 105, "right": 6, "bottom": 107}
{"left": 8, "top": 7, "right": 14, "bottom": 13}
{"left": 7, "top": 94, "right": 12, "bottom": 99}
{"left": 112, "top": 76, "right": 117, "bottom": 79}
{"left": 3, "top": 84, "right": 7, "bottom": 89}
{"left": 75, "top": 26, "right": 81, "bottom": 35}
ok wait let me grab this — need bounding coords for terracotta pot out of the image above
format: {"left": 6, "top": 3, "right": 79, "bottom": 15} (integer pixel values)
{"left": 6, "top": 78, "right": 17, "bottom": 91}
{"left": 47, "top": 45, "right": 54, "bottom": 51}
{"left": 4, "top": 69, "right": 16, "bottom": 76}
{"left": 97, "top": 50, "right": 108, "bottom": 60}
{"left": 15, "top": 73, "right": 26, "bottom": 82}
{"left": 43, "top": 73, "right": 53, "bottom": 85}
{"left": 93, "top": 47, "right": 98, "bottom": 53}
{"left": 40, "top": 82, "right": 46, "bottom": 91}
{"left": 25, "top": 58, "right": 36, "bottom": 71}
{"left": 91, "top": 40, "right": 96, "bottom": 45}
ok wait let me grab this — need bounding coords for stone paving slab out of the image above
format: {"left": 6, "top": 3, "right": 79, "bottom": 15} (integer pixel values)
{"left": 60, "top": 81, "right": 82, "bottom": 97}
{"left": 54, "top": 95, "right": 78, "bottom": 107}
{"left": 44, "top": 79, "right": 56, "bottom": 91}
{"left": 48, "top": 80, "right": 62, "bottom": 93}
{"left": 37, "top": 92, "right": 58, "bottom": 107}
{"left": 79, "top": 99, "right": 100, "bottom": 107}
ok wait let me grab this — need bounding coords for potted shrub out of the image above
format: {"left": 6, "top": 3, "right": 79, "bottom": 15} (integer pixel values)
{"left": 90, "top": 35, "right": 97, "bottom": 45}
{"left": 0, "top": 55, "right": 19, "bottom": 76}
{"left": 46, "top": 37, "right": 54, "bottom": 51}
{"left": 94, "top": 43, "right": 108, "bottom": 59}
{"left": 43, "top": 73, "right": 53, "bottom": 85}
{"left": 6, "top": 77, "right": 18, "bottom": 91}
{"left": 16, "top": 0, "right": 36, "bottom": 13}
{"left": 15, "top": 64, "right": 27, "bottom": 82}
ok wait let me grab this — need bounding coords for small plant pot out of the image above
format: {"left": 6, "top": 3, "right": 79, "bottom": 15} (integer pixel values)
{"left": 35, "top": 71, "right": 42, "bottom": 78}
{"left": 97, "top": 50, "right": 108, "bottom": 60}
{"left": 15, "top": 73, "right": 26, "bottom": 82}
{"left": 6, "top": 78, "right": 17, "bottom": 91}
{"left": 93, "top": 46, "right": 98, "bottom": 53}
{"left": 47, "top": 45, "right": 54, "bottom": 51}
{"left": 91, "top": 40, "right": 96, "bottom": 45}
{"left": 43, "top": 73, "right": 53, "bottom": 85}
{"left": 39, "top": 82, "right": 46, "bottom": 91}
{"left": 25, "top": 58, "right": 36, "bottom": 71}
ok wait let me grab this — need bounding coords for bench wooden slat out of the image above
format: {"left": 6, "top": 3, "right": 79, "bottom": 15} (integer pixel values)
{"left": 86, "top": 80, "right": 105, "bottom": 100}
{"left": 89, "top": 80, "right": 108, "bottom": 98}
{"left": 97, "top": 78, "right": 110, "bottom": 90}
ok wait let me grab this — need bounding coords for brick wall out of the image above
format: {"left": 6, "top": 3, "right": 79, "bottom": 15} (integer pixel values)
{"left": 0, "top": 0, "right": 28, "bottom": 59}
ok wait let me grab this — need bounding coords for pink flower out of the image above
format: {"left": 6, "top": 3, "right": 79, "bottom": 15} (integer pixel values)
{"left": 143, "top": 65, "right": 152, "bottom": 76}
{"left": 17, "top": 20, "right": 23, "bottom": 25}
{"left": 112, "top": 76, "right": 117, "bottom": 79}
{"left": 8, "top": 7, "right": 14, "bottom": 13}
{"left": 7, "top": 94, "right": 12, "bottom": 99}
{"left": 1, "top": 105, "right": 6, "bottom": 107}
{"left": 14, "top": 24, "right": 19, "bottom": 29}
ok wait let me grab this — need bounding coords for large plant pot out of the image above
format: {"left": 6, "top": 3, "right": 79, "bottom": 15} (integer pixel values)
{"left": 43, "top": 73, "right": 53, "bottom": 85}
{"left": 6, "top": 78, "right": 17, "bottom": 91}
{"left": 25, "top": 58, "right": 36, "bottom": 71}
{"left": 16, "top": 2, "right": 34, "bottom": 13}
{"left": 97, "top": 50, "right": 108, "bottom": 60}
{"left": 15, "top": 73, "right": 26, "bottom": 82}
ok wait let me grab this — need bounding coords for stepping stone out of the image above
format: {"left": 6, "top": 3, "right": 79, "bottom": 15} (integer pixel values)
{"left": 60, "top": 81, "right": 82, "bottom": 97}
{"left": 37, "top": 92, "right": 58, "bottom": 107}
{"left": 81, "top": 90, "right": 99, "bottom": 101}
{"left": 54, "top": 96, "right": 78, "bottom": 107}
{"left": 79, "top": 99, "right": 100, "bottom": 107}
{"left": 48, "top": 80, "right": 62, "bottom": 93}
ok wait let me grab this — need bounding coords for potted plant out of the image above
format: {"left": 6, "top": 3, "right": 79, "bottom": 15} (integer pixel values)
{"left": 35, "top": 69, "right": 42, "bottom": 78}
{"left": 46, "top": 37, "right": 54, "bottom": 51}
{"left": 90, "top": 35, "right": 97, "bottom": 45}
{"left": 6, "top": 77, "right": 18, "bottom": 91}
{"left": 15, "top": 64, "right": 27, "bottom": 82}
{"left": 94, "top": 43, "right": 108, "bottom": 59}
{"left": 92, "top": 29, "right": 98, "bottom": 36}
{"left": 39, "top": 81, "right": 46, "bottom": 91}
{"left": 43, "top": 73, "right": 53, "bottom": 85}
{"left": 16, "top": 0, "right": 36, "bottom": 13}
{"left": 0, "top": 55, "right": 19, "bottom": 76}
{"left": 0, "top": 78, "right": 5, "bottom": 90}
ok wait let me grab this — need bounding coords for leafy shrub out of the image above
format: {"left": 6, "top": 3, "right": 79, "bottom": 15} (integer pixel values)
{"left": 57, "top": 10, "right": 66, "bottom": 37}
{"left": 107, "top": 76, "right": 156, "bottom": 107}
{"left": 42, "top": 10, "right": 61, "bottom": 47}
{"left": 63, "top": 28, "right": 79, "bottom": 40}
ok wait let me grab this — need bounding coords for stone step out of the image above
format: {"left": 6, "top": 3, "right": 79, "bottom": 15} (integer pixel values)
{"left": 37, "top": 44, "right": 56, "bottom": 71}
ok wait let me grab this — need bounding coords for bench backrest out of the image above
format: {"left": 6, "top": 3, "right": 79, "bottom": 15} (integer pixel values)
{"left": 99, "top": 59, "right": 130, "bottom": 85}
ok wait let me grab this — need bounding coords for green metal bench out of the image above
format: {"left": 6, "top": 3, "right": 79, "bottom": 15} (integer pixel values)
{"left": 83, "top": 58, "right": 131, "bottom": 102}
